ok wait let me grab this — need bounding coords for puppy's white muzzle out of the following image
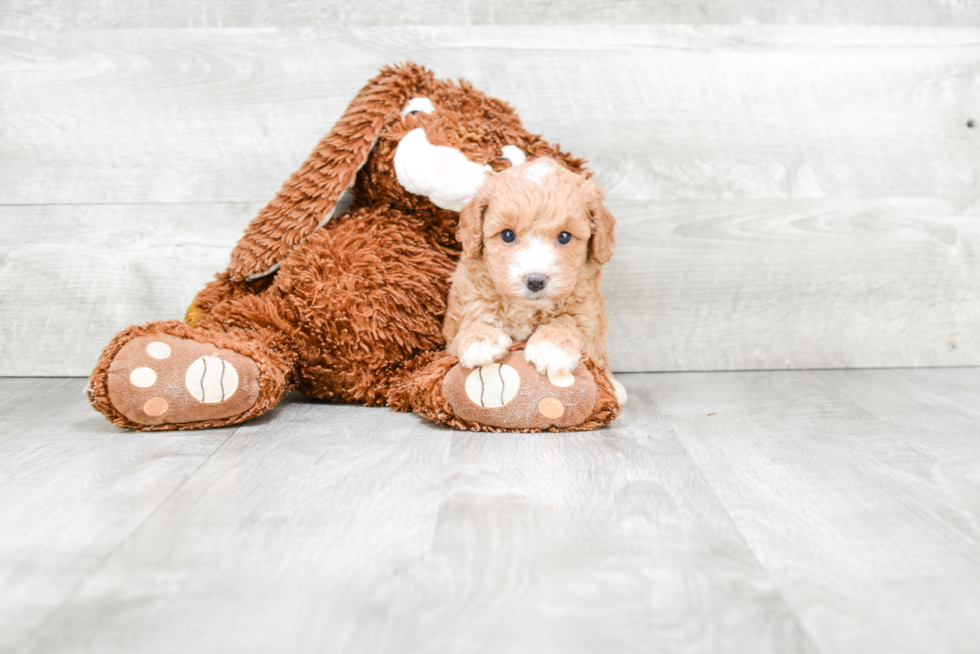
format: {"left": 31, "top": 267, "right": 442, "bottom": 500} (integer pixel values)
{"left": 394, "top": 128, "right": 492, "bottom": 212}
{"left": 509, "top": 237, "right": 557, "bottom": 298}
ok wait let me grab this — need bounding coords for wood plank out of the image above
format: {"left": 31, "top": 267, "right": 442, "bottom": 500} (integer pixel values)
{"left": 3, "top": 196, "right": 978, "bottom": 376}
{"left": 649, "top": 367, "right": 980, "bottom": 654}
{"left": 0, "top": 203, "right": 252, "bottom": 376}
{"left": 0, "top": 378, "right": 233, "bottom": 653}
{"left": 396, "top": 391, "right": 813, "bottom": 654}
{"left": 7, "top": 370, "right": 980, "bottom": 651}
{"left": 825, "top": 367, "right": 980, "bottom": 481}
{"left": 13, "top": 378, "right": 815, "bottom": 654}
{"left": 0, "top": 27, "right": 977, "bottom": 205}
{"left": 16, "top": 396, "right": 458, "bottom": 653}
{"left": 603, "top": 197, "right": 980, "bottom": 372}
{"left": 2, "top": 0, "right": 979, "bottom": 29}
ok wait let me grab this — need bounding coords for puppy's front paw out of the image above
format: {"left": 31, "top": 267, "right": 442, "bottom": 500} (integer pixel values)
{"left": 459, "top": 333, "right": 513, "bottom": 369}
{"left": 610, "top": 376, "right": 628, "bottom": 406}
{"left": 524, "top": 339, "right": 581, "bottom": 377}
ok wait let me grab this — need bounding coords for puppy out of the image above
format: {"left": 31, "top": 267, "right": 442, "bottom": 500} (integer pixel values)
{"left": 443, "top": 157, "right": 627, "bottom": 405}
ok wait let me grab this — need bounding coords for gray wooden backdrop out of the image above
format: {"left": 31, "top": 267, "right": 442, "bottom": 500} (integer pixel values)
{"left": 2, "top": 3, "right": 979, "bottom": 376}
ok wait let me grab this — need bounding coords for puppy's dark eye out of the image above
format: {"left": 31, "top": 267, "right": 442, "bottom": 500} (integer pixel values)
{"left": 501, "top": 229, "right": 516, "bottom": 243}
{"left": 557, "top": 231, "right": 572, "bottom": 245}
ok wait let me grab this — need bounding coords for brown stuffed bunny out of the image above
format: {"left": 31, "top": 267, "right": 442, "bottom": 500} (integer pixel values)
{"left": 87, "top": 63, "right": 620, "bottom": 432}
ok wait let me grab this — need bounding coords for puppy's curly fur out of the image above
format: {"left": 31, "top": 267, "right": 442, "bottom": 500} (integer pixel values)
{"left": 444, "top": 157, "right": 626, "bottom": 403}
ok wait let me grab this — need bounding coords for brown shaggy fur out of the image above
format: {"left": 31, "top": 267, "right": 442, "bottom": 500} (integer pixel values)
{"left": 87, "top": 63, "right": 621, "bottom": 432}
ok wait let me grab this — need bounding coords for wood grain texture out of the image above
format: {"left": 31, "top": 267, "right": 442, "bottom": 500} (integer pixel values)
{"left": 14, "top": 398, "right": 457, "bottom": 654}
{"left": 2, "top": 0, "right": 979, "bottom": 28}
{"left": 603, "top": 197, "right": 980, "bottom": 372}
{"left": 3, "top": 197, "right": 978, "bottom": 376}
{"left": 7, "top": 370, "right": 980, "bottom": 652}
{"left": 0, "top": 203, "right": 251, "bottom": 376}
{"left": 398, "top": 393, "right": 812, "bottom": 654}
{"left": 650, "top": 368, "right": 980, "bottom": 654}
{"left": 1, "top": 27, "right": 978, "bottom": 205}
{"left": 832, "top": 368, "right": 980, "bottom": 474}
{"left": 8, "top": 377, "right": 814, "bottom": 654}
{"left": 2, "top": 25, "right": 979, "bottom": 375}
{"left": 0, "top": 378, "right": 234, "bottom": 653}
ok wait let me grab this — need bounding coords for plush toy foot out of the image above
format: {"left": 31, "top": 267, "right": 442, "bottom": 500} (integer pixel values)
{"left": 389, "top": 345, "right": 621, "bottom": 432}
{"left": 443, "top": 351, "right": 600, "bottom": 429}
{"left": 105, "top": 333, "right": 260, "bottom": 426}
{"left": 89, "top": 321, "right": 286, "bottom": 431}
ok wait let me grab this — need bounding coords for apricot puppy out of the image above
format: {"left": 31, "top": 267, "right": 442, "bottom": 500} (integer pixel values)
{"left": 443, "top": 157, "right": 627, "bottom": 404}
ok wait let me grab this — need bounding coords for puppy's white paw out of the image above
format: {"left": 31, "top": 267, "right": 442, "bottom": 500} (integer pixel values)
{"left": 459, "top": 333, "right": 513, "bottom": 369}
{"left": 524, "top": 340, "right": 580, "bottom": 377}
{"left": 611, "top": 377, "right": 628, "bottom": 406}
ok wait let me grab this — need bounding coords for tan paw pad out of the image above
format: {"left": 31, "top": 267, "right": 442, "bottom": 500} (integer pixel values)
{"left": 143, "top": 397, "right": 168, "bottom": 416}
{"left": 537, "top": 397, "right": 565, "bottom": 420}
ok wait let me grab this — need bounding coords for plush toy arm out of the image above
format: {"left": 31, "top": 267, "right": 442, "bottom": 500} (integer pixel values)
{"left": 227, "top": 63, "right": 432, "bottom": 281}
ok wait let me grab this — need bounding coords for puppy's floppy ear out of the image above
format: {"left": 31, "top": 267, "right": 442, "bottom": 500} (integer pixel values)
{"left": 228, "top": 63, "right": 434, "bottom": 281}
{"left": 457, "top": 175, "right": 493, "bottom": 259}
{"left": 583, "top": 179, "right": 616, "bottom": 265}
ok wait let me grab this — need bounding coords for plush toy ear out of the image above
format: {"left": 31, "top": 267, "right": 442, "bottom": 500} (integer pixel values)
{"left": 228, "top": 63, "right": 434, "bottom": 281}
{"left": 584, "top": 179, "right": 616, "bottom": 265}
{"left": 457, "top": 179, "right": 493, "bottom": 260}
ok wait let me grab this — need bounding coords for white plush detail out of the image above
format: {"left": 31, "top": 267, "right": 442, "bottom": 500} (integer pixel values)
{"left": 547, "top": 369, "right": 575, "bottom": 387}
{"left": 459, "top": 332, "right": 513, "bottom": 369}
{"left": 520, "top": 158, "right": 557, "bottom": 185}
{"left": 185, "top": 355, "right": 239, "bottom": 403}
{"left": 130, "top": 367, "right": 157, "bottom": 388}
{"left": 524, "top": 340, "right": 581, "bottom": 377}
{"left": 465, "top": 363, "right": 521, "bottom": 408}
{"left": 245, "top": 262, "right": 280, "bottom": 282}
{"left": 393, "top": 128, "right": 493, "bottom": 211}
{"left": 146, "top": 341, "right": 171, "bottom": 359}
{"left": 401, "top": 97, "right": 435, "bottom": 116}
{"left": 611, "top": 377, "right": 628, "bottom": 405}
{"left": 509, "top": 236, "right": 556, "bottom": 297}
{"left": 501, "top": 145, "right": 527, "bottom": 167}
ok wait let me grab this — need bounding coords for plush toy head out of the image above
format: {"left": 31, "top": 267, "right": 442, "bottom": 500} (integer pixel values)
{"left": 229, "top": 63, "right": 585, "bottom": 282}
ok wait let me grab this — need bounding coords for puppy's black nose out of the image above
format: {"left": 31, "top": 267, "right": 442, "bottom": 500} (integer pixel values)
{"left": 525, "top": 274, "right": 548, "bottom": 293}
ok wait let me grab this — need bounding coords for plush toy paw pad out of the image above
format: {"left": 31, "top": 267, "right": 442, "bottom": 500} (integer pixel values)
{"left": 464, "top": 362, "right": 521, "bottom": 407}
{"left": 547, "top": 369, "right": 575, "bottom": 387}
{"left": 443, "top": 350, "right": 597, "bottom": 430}
{"left": 106, "top": 334, "right": 260, "bottom": 426}
{"left": 184, "top": 355, "right": 240, "bottom": 403}
{"left": 537, "top": 397, "right": 565, "bottom": 420}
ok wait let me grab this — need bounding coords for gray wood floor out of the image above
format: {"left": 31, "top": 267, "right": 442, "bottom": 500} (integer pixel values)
{"left": 3, "top": 371, "right": 979, "bottom": 653}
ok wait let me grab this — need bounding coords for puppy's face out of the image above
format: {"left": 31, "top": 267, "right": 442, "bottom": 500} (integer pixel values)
{"left": 464, "top": 158, "right": 603, "bottom": 307}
